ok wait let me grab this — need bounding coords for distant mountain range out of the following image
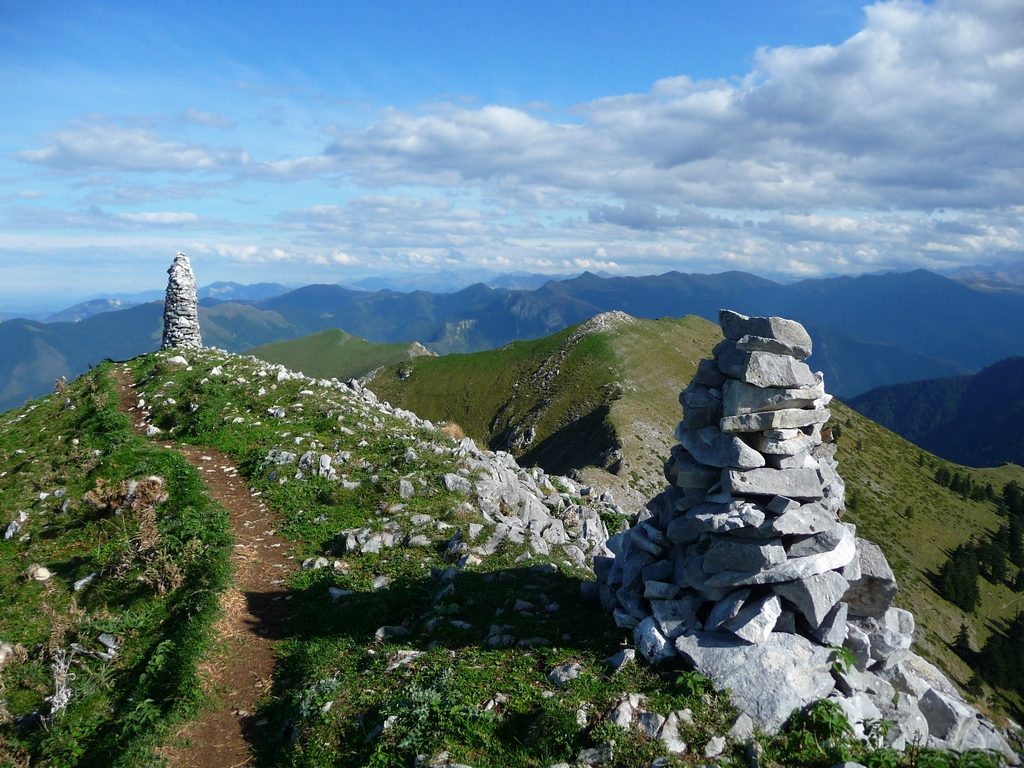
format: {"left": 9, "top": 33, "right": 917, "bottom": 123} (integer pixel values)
{"left": 849, "top": 356, "right": 1024, "bottom": 467}
{"left": 945, "top": 260, "right": 1024, "bottom": 294}
{"left": 35, "top": 281, "right": 294, "bottom": 324}
{"left": 3, "top": 267, "right": 1024, "bottom": 413}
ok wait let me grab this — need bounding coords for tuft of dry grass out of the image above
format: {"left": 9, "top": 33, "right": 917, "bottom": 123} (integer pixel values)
{"left": 441, "top": 422, "right": 466, "bottom": 440}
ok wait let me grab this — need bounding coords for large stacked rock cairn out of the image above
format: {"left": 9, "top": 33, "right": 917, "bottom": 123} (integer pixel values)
{"left": 596, "top": 310, "right": 1017, "bottom": 760}
{"left": 161, "top": 252, "right": 202, "bottom": 350}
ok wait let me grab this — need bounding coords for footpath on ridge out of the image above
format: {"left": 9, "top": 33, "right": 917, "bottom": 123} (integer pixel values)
{"left": 113, "top": 365, "right": 292, "bottom": 768}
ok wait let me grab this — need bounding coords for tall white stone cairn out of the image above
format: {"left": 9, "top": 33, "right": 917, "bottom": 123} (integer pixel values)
{"left": 596, "top": 310, "right": 1017, "bottom": 760}
{"left": 161, "top": 252, "right": 202, "bottom": 350}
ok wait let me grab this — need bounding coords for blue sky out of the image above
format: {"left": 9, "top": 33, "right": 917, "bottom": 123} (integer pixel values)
{"left": 1, "top": 0, "right": 1022, "bottom": 311}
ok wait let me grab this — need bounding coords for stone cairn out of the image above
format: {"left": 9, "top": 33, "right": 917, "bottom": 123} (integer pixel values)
{"left": 161, "top": 252, "right": 202, "bottom": 350}
{"left": 596, "top": 310, "right": 1017, "bottom": 759}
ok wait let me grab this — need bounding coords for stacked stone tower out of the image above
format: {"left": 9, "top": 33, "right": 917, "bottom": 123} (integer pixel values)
{"left": 595, "top": 310, "right": 1016, "bottom": 759}
{"left": 161, "top": 252, "right": 202, "bottom": 350}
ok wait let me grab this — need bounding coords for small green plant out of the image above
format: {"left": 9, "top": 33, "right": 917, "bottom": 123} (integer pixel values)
{"left": 830, "top": 645, "right": 856, "bottom": 675}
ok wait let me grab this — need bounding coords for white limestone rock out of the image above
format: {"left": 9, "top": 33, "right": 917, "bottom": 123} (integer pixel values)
{"left": 681, "top": 426, "right": 765, "bottom": 469}
{"left": 722, "top": 594, "right": 782, "bottom": 643}
{"left": 773, "top": 571, "right": 849, "bottom": 627}
{"left": 722, "top": 467, "right": 823, "bottom": 500}
{"left": 719, "top": 310, "right": 813, "bottom": 359}
{"left": 720, "top": 407, "right": 831, "bottom": 434}
{"left": 674, "top": 630, "right": 835, "bottom": 731}
{"left": 843, "top": 538, "right": 898, "bottom": 618}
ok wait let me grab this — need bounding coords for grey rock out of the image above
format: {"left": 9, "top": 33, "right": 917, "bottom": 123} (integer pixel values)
{"left": 651, "top": 595, "right": 701, "bottom": 639}
{"left": 547, "top": 661, "right": 583, "bottom": 687}
{"left": 720, "top": 407, "right": 830, "bottom": 434}
{"left": 682, "top": 427, "right": 765, "bottom": 469}
{"left": 719, "top": 310, "right": 812, "bottom": 359}
{"left": 704, "top": 735, "right": 727, "bottom": 758}
{"left": 576, "top": 744, "right": 613, "bottom": 766}
{"left": 399, "top": 478, "right": 415, "bottom": 499}
{"left": 752, "top": 431, "right": 822, "bottom": 456}
{"left": 874, "top": 651, "right": 960, "bottom": 699}
{"left": 834, "top": 692, "right": 883, "bottom": 739}
{"left": 692, "top": 358, "right": 727, "bottom": 387}
{"left": 73, "top": 572, "right": 98, "bottom": 591}
{"left": 812, "top": 602, "right": 849, "bottom": 646}
{"left": 722, "top": 594, "right": 782, "bottom": 643}
{"left": 658, "top": 711, "right": 689, "bottom": 753}
{"left": 703, "top": 524, "right": 856, "bottom": 587}
{"left": 636, "top": 710, "right": 666, "bottom": 738}
{"left": 667, "top": 501, "right": 766, "bottom": 544}
{"left": 705, "top": 588, "right": 750, "bottom": 630}
{"left": 720, "top": 350, "right": 817, "bottom": 389}
{"left": 668, "top": 450, "right": 720, "bottom": 492}
{"left": 644, "top": 580, "right": 680, "bottom": 600}
{"left": 161, "top": 252, "right": 203, "bottom": 350}
{"left": 729, "top": 712, "right": 755, "bottom": 742}
{"left": 843, "top": 539, "right": 898, "bottom": 618}
{"left": 634, "top": 616, "right": 675, "bottom": 663}
{"left": 605, "top": 648, "right": 636, "bottom": 672}
{"left": 443, "top": 473, "right": 472, "bottom": 494}
{"left": 918, "top": 688, "right": 974, "bottom": 744}
{"left": 674, "top": 631, "right": 835, "bottom": 731}
{"left": 722, "top": 467, "right": 823, "bottom": 500}
{"left": 773, "top": 571, "right": 849, "bottom": 627}
{"left": 769, "top": 503, "right": 838, "bottom": 535}
{"left": 0, "top": 641, "right": 17, "bottom": 668}
{"left": 703, "top": 538, "right": 786, "bottom": 575}
{"left": 854, "top": 607, "right": 914, "bottom": 660}
{"left": 787, "top": 529, "right": 844, "bottom": 557}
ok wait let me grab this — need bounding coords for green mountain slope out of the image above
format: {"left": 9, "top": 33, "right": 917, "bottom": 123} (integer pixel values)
{"left": 248, "top": 327, "right": 434, "bottom": 380}
{"left": 849, "top": 357, "right": 1024, "bottom": 467}
{"left": 371, "top": 312, "right": 1024, "bottom": 716}
{"left": 368, "top": 313, "right": 721, "bottom": 490}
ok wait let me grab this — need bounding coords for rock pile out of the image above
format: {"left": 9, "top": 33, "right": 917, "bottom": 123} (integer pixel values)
{"left": 161, "top": 252, "right": 202, "bottom": 350}
{"left": 596, "top": 310, "right": 1016, "bottom": 760}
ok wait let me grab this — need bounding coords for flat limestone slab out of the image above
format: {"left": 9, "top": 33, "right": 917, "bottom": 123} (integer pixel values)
{"left": 719, "top": 310, "right": 813, "bottom": 360}
{"left": 718, "top": 349, "right": 817, "bottom": 389}
{"left": 722, "top": 379, "right": 824, "bottom": 416}
{"left": 723, "top": 467, "right": 823, "bottom": 500}
{"left": 720, "top": 407, "right": 831, "bottom": 434}
{"left": 682, "top": 426, "right": 765, "bottom": 468}
{"left": 703, "top": 524, "right": 856, "bottom": 587}
{"left": 674, "top": 630, "right": 835, "bottom": 731}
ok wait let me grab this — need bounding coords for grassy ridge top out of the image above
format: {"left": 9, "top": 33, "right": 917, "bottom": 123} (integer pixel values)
{"left": 249, "top": 327, "right": 433, "bottom": 380}
{"left": 0, "top": 366, "right": 231, "bottom": 765}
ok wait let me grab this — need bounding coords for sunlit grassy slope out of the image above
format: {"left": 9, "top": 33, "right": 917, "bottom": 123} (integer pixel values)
{"left": 248, "top": 327, "right": 433, "bottom": 380}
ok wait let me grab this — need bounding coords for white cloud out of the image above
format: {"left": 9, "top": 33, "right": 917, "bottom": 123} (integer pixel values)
{"left": 8, "top": 0, "right": 1024, "bottom": 283}
{"left": 116, "top": 211, "right": 199, "bottom": 224}
{"left": 17, "top": 121, "right": 250, "bottom": 172}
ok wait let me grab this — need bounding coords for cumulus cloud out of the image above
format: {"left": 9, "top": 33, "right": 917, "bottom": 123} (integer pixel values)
{"left": 18, "top": 121, "right": 250, "bottom": 172}
{"left": 317, "top": 0, "right": 1022, "bottom": 219}
{"left": 8, "top": 0, "right": 1024, "bottom": 282}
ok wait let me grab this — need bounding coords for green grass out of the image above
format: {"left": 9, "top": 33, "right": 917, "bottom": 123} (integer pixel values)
{"left": 0, "top": 363, "right": 231, "bottom": 767}
{"left": 114, "top": 347, "right": 1012, "bottom": 767}
{"left": 248, "top": 328, "right": 432, "bottom": 381}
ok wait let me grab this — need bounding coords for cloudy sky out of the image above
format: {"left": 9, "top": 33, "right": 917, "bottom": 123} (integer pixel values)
{"left": 1, "top": 0, "right": 1022, "bottom": 311}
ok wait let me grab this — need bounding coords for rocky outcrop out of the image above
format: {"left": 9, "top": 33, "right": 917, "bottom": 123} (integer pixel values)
{"left": 161, "top": 252, "right": 202, "bottom": 350}
{"left": 596, "top": 310, "right": 1017, "bottom": 761}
